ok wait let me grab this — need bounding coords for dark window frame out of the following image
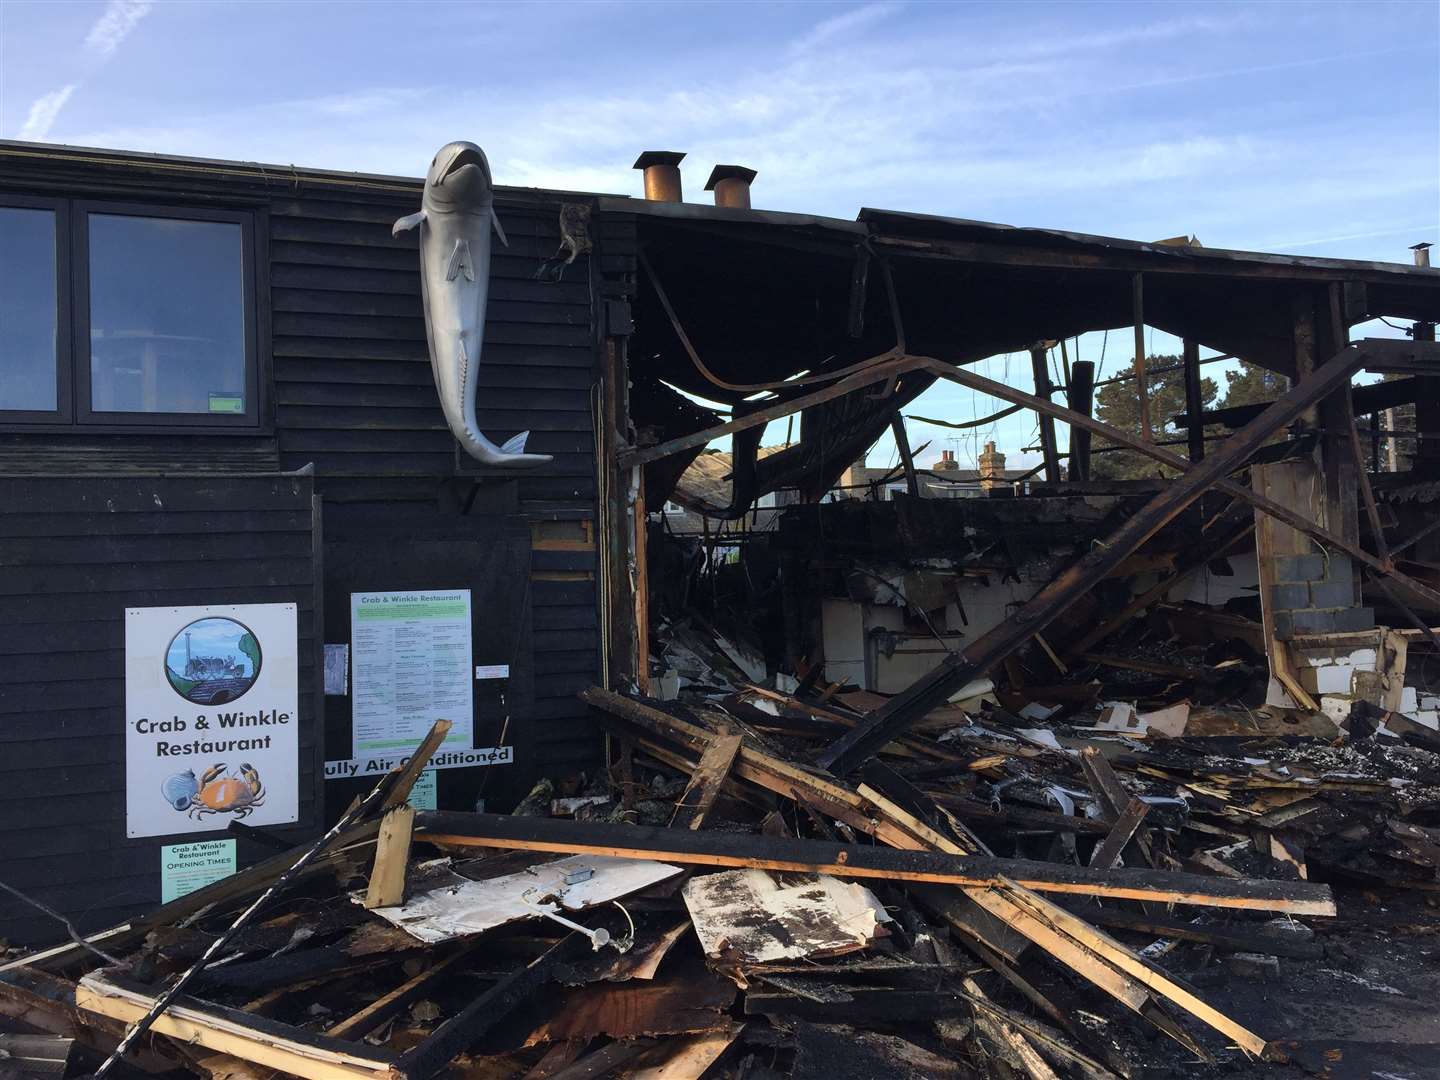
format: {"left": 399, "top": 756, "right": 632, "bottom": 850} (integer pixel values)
{"left": 0, "top": 197, "right": 267, "bottom": 434}
{"left": 0, "top": 194, "right": 72, "bottom": 424}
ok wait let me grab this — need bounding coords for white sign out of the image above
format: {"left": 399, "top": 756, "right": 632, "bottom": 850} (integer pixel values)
{"left": 324, "top": 745, "right": 513, "bottom": 780}
{"left": 161, "top": 839, "right": 236, "bottom": 902}
{"left": 351, "top": 590, "right": 473, "bottom": 759}
{"left": 475, "top": 664, "right": 510, "bottom": 680}
{"left": 126, "top": 604, "right": 299, "bottom": 839}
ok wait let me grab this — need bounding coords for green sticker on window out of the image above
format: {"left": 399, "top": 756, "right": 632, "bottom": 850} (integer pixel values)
{"left": 209, "top": 394, "right": 244, "bottom": 413}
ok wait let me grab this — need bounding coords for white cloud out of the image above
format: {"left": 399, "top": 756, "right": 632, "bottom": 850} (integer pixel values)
{"left": 790, "top": 2, "right": 902, "bottom": 55}
{"left": 84, "top": 0, "right": 153, "bottom": 58}
{"left": 18, "top": 85, "right": 77, "bottom": 141}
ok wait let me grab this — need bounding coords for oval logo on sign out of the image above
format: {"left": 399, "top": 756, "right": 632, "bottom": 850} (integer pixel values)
{"left": 165, "top": 616, "right": 262, "bottom": 705}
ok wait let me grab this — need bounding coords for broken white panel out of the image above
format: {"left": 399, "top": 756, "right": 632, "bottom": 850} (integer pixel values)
{"left": 360, "top": 855, "right": 682, "bottom": 944}
{"left": 1015, "top": 727, "right": 1066, "bottom": 752}
{"left": 1265, "top": 677, "right": 1299, "bottom": 710}
{"left": 711, "top": 630, "right": 766, "bottom": 684}
{"left": 682, "top": 869, "right": 891, "bottom": 962}
{"left": 1134, "top": 702, "right": 1190, "bottom": 737}
{"left": 946, "top": 677, "right": 995, "bottom": 709}
{"left": 1084, "top": 701, "right": 1189, "bottom": 738}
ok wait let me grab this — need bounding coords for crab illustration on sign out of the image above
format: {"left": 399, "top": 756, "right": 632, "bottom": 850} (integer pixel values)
{"left": 165, "top": 617, "right": 261, "bottom": 705}
{"left": 162, "top": 763, "right": 266, "bottom": 819}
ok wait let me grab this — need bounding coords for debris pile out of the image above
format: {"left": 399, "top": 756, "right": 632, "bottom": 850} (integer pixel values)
{"left": 8, "top": 693, "right": 1440, "bottom": 1080}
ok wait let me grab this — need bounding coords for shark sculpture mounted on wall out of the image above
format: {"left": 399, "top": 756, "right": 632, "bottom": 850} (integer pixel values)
{"left": 393, "top": 142, "right": 552, "bottom": 468}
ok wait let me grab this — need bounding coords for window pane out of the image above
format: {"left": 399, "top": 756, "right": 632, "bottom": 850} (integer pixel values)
{"left": 88, "top": 214, "right": 246, "bottom": 415}
{"left": 0, "top": 207, "right": 58, "bottom": 412}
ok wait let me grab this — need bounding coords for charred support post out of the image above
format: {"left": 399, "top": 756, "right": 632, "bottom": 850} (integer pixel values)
{"left": 601, "top": 337, "right": 642, "bottom": 689}
{"left": 1066, "top": 360, "right": 1094, "bottom": 482}
{"left": 1182, "top": 340, "right": 1205, "bottom": 462}
{"left": 1132, "top": 274, "right": 1153, "bottom": 444}
{"left": 1029, "top": 344, "right": 1061, "bottom": 483}
{"left": 817, "top": 346, "right": 1369, "bottom": 775}
{"left": 891, "top": 413, "right": 921, "bottom": 497}
{"left": 1413, "top": 244, "right": 1440, "bottom": 485}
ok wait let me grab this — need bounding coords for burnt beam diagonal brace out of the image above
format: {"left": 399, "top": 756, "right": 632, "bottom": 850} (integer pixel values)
{"left": 817, "top": 346, "right": 1369, "bottom": 776}
{"left": 616, "top": 352, "right": 924, "bottom": 470}
{"left": 913, "top": 342, "right": 1440, "bottom": 611}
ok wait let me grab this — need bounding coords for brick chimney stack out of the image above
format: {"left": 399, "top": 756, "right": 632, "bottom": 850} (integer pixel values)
{"left": 933, "top": 450, "right": 959, "bottom": 473}
{"left": 978, "top": 441, "right": 1006, "bottom": 490}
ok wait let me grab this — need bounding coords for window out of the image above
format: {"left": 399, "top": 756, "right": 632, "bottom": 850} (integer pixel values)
{"left": 0, "top": 199, "right": 66, "bottom": 418}
{"left": 0, "top": 199, "right": 259, "bottom": 428}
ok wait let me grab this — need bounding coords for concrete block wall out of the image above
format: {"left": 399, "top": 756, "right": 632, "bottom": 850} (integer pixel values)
{"left": 1270, "top": 552, "right": 1374, "bottom": 640}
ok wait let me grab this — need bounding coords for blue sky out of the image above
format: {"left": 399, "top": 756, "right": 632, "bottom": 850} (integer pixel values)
{"left": 3, "top": 0, "right": 1437, "bottom": 471}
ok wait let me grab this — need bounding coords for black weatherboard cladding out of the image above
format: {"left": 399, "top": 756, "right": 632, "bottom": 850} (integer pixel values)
{"left": 0, "top": 145, "right": 613, "bottom": 941}
{"left": 0, "top": 474, "right": 322, "bottom": 945}
{"left": 265, "top": 182, "right": 607, "bottom": 791}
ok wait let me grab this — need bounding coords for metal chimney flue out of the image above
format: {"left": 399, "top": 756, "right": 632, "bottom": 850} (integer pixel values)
{"left": 633, "top": 151, "right": 686, "bottom": 202}
{"left": 705, "top": 164, "right": 758, "bottom": 209}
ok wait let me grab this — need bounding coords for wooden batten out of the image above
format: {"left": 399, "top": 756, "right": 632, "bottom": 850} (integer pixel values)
{"left": 75, "top": 976, "right": 399, "bottom": 1080}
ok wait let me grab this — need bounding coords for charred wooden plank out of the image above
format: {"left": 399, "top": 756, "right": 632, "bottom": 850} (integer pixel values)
{"left": 745, "top": 989, "right": 968, "bottom": 1022}
{"left": 1081, "top": 909, "right": 1323, "bottom": 959}
{"left": 818, "top": 343, "right": 1371, "bottom": 775}
{"left": 671, "top": 734, "right": 742, "bottom": 830}
{"left": 415, "top": 811, "right": 1336, "bottom": 915}
{"left": 393, "top": 934, "right": 591, "bottom": 1080}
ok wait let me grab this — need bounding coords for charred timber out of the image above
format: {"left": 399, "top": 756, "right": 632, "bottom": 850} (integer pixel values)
{"left": 818, "top": 343, "right": 1371, "bottom": 775}
{"left": 414, "top": 812, "right": 1337, "bottom": 915}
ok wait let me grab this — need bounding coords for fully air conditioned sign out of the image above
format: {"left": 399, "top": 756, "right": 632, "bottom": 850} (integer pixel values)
{"left": 126, "top": 604, "right": 299, "bottom": 838}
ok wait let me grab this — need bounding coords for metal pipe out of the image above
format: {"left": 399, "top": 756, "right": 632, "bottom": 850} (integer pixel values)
{"left": 705, "top": 164, "right": 757, "bottom": 209}
{"left": 632, "top": 151, "right": 685, "bottom": 202}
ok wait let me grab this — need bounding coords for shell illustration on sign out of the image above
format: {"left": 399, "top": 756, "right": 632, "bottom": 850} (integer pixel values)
{"left": 392, "top": 141, "right": 552, "bottom": 468}
{"left": 165, "top": 617, "right": 261, "bottom": 705}
{"left": 162, "top": 763, "right": 266, "bottom": 819}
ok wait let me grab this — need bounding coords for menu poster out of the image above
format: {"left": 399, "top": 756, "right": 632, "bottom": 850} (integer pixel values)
{"left": 350, "top": 590, "right": 472, "bottom": 759}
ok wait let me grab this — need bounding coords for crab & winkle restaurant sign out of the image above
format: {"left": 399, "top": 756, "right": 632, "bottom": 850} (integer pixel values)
{"left": 126, "top": 604, "right": 300, "bottom": 838}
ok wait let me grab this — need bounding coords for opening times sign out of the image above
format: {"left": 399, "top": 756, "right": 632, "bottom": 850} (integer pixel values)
{"left": 126, "top": 604, "right": 299, "bottom": 839}
{"left": 350, "top": 590, "right": 473, "bottom": 759}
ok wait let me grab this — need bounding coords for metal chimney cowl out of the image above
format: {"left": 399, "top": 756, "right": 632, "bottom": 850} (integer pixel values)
{"left": 633, "top": 151, "right": 686, "bottom": 202}
{"left": 705, "top": 164, "right": 758, "bottom": 209}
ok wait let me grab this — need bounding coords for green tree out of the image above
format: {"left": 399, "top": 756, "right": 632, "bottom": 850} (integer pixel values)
{"left": 1218, "top": 360, "right": 1287, "bottom": 409}
{"left": 1091, "top": 356, "right": 1218, "bottom": 479}
{"left": 238, "top": 631, "right": 262, "bottom": 677}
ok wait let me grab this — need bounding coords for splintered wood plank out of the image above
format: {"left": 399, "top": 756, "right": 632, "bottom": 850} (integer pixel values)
{"left": 617, "top": 1022, "right": 744, "bottom": 1079}
{"left": 1089, "top": 799, "right": 1150, "bottom": 870}
{"left": 382, "top": 719, "right": 453, "bottom": 811}
{"left": 364, "top": 804, "right": 416, "bottom": 909}
{"left": 394, "top": 935, "right": 592, "bottom": 1080}
{"left": 75, "top": 976, "right": 397, "bottom": 1080}
{"left": 997, "top": 881, "right": 1273, "bottom": 1058}
{"left": 326, "top": 942, "right": 480, "bottom": 1041}
{"left": 671, "top": 734, "right": 742, "bottom": 830}
{"left": 525, "top": 970, "right": 734, "bottom": 1043}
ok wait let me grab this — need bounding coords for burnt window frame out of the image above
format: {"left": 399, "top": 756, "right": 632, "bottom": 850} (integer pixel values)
{"left": 0, "top": 196, "right": 266, "bottom": 433}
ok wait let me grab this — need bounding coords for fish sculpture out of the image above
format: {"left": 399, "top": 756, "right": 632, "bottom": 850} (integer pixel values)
{"left": 393, "top": 142, "right": 551, "bottom": 467}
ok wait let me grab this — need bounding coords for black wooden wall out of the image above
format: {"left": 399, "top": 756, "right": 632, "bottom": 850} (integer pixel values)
{"left": 0, "top": 474, "right": 322, "bottom": 944}
{"left": 0, "top": 145, "right": 610, "bottom": 942}
{"left": 263, "top": 187, "right": 605, "bottom": 788}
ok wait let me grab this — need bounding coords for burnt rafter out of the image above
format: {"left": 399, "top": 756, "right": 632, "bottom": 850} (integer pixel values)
{"left": 816, "top": 341, "right": 1426, "bottom": 776}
